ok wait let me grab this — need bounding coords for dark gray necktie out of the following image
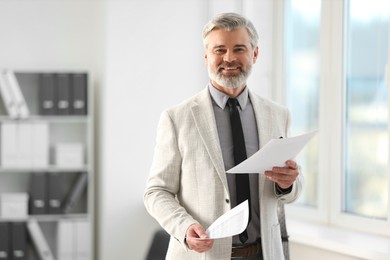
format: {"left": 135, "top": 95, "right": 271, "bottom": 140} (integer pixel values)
{"left": 278, "top": 201, "right": 290, "bottom": 260}
{"left": 227, "top": 98, "right": 251, "bottom": 243}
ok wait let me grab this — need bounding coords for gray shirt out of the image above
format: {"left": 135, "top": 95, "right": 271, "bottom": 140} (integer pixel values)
{"left": 208, "top": 84, "right": 260, "bottom": 245}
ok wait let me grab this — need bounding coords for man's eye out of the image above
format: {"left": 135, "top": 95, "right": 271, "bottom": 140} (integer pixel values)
{"left": 215, "top": 49, "right": 226, "bottom": 54}
{"left": 235, "top": 48, "right": 245, "bottom": 53}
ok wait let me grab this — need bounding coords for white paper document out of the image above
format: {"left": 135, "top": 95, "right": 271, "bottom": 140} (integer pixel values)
{"left": 201, "top": 200, "right": 249, "bottom": 239}
{"left": 227, "top": 130, "right": 318, "bottom": 174}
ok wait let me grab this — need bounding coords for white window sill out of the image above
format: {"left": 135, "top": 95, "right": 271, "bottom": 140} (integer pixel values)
{"left": 287, "top": 219, "right": 390, "bottom": 260}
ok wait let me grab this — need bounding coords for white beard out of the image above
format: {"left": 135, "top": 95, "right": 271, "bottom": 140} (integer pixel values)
{"left": 208, "top": 65, "right": 252, "bottom": 89}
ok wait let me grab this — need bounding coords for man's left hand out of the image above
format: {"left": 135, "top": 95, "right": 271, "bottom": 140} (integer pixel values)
{"left": 264, "top": 160, "right": 299, "bottom": 189}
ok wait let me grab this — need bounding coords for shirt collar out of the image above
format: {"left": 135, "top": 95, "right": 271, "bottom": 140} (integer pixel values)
{"left": 208, "top": 83, "right": 249, "bottom": 110}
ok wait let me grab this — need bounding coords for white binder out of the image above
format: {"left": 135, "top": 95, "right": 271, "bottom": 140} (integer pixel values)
{"left": 57, "top": 219, "right": 91, "bottom": 260}
{"left": 3, "top": 70, "right": 29, "bottom": 118}
{"left": 31, "top": 122, "right": 49, "bottom": 168}
{"left": 75, "top": 220, "right": 91, "bottom": 260}
{"left": 17, "top": 123, "right": 33, "bottom": 168}
{"left": 27, "top": 220, "right": 55, "bottom": 260}
{"left": 0, "top": 122, "right": 18, "bottom": 167}
{"left": 57, "top": 220, "right": 74, "bottom": 260}
{"left": 0, "top": 71, "right": 18, "bottom": 118}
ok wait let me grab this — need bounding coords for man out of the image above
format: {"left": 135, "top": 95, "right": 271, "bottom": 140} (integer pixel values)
{"left": 144, "top": 13, "right": 303, "bottom": 260}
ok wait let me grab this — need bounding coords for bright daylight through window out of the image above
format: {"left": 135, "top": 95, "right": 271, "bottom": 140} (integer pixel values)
{"left": 285, "top": 0, "right": 321, "bottom": 208}
{"left": 285, "top": 0, "right": 390, "bottom": 225}
{"left": 344, "top": 0, "right": 389, "bottom": 219}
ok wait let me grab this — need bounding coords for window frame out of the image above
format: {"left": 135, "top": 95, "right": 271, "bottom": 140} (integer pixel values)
{"left": 275, "top": 0, "right": 390, "bottom": 237}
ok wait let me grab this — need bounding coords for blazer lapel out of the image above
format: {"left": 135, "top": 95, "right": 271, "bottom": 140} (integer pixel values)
{"left": 249, "top": 91, "right": 276, "bottom": 204}
{"left": 249, "top": 91, "right": 273, "bottom": 148}
{"left": 190, "top": 88, "right": 229, "bottom": 191}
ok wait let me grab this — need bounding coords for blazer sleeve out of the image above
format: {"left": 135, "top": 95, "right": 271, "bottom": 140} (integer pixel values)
{"left": 275, "top": 109, "right": 304, "bottom": 203}
{"left": 275, "top": 166, "right": 304, "bottom": 203}
{"left": 144, "top": 110, "right": 198, "bottom": 249}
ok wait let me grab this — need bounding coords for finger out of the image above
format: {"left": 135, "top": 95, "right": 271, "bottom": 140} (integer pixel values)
{"left": 267, "top": 170, "right": 298, "bottom": 184}
{"left": 193, "top": 225, "right": 208, "bottom": 238}
{"left": 187, "top": 224, "right": 206, "bottom": 238}
{"left": 271, "top": 168, "right": 295, "bottom": 177}
{"left": 286, "top": 160, "right": 298, "bottom": 169}
{"left": 188, "top": 238, "right": 213, "bottom": 252}
{"left": 274, "top": 173, "right": 293, "bottom": 182}
{"left": 273, "top": 164, "right": 299, "bottom": 175}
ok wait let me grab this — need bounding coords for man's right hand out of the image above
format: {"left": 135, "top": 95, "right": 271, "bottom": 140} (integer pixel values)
{"left": 185, "top": 223, "right": 214, "bottom": 253}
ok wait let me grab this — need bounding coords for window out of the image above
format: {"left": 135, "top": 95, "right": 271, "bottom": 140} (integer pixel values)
{"left": 285, "top": 0, "right": 321, "bottom": 208}
{"left": 283, "top": 0, "right": 390, "bottom": 236}
{"left": 344, "top": 0, "right": 389, "bottom": 220}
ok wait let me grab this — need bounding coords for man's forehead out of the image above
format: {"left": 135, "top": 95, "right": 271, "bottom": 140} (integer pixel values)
{"left": 205, "top": 28, "right": 251, "bottom": 47}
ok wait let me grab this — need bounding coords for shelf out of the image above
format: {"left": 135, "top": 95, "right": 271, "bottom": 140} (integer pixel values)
{"left": 0, "top": 115, "right": 90, "bottom": 123}
{"left": 0, "top": 214, "right": 89, "bottom": 222}
{"left": 0, "top": 70, "right": 94, "bottom": 259}
{"left": 0, "top": 165, "right": 90, "bottom": 173}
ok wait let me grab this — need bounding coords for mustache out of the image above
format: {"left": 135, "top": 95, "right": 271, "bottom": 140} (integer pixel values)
{"left": 217, "top": 62, "right": 242, "bottom": 70}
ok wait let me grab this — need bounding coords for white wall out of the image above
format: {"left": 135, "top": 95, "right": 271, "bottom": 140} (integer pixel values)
{"left": 100, "top": 1, "right": 276, "bottom": 259}
{"left": 0, "top": 0, "right": 104, "bottom": 73}
{"left": 100, "top": 1, "right": 208, "bottom": 259}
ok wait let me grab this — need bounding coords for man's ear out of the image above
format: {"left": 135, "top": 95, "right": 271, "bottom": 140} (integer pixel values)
{"left": 204, "top": 52, "right": 208, "bottom": 64}
{"left": 253, "top": 46, "right": 259, "bottom": 63}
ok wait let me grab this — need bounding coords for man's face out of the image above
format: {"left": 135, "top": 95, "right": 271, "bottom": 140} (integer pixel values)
{"left": 204, "top": 27, "right": 258, "bottom": 90}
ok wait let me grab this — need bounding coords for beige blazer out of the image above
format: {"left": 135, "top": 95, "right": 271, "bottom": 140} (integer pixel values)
{"left": 144, "top": 88, "right": 303, "bottom": 260}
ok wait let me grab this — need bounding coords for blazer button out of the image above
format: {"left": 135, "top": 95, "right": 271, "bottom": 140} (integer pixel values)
{"left": 225, "top": 199, "right": 230, "bottom": 204}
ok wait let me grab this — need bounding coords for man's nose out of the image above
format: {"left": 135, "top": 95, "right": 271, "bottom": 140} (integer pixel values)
{"left": 223, "top": 50, "right": 237, "bottom": 63}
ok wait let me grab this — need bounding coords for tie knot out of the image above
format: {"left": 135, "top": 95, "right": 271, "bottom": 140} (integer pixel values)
{"left": 227, "top": 98, "right": 239, "bottom": 109}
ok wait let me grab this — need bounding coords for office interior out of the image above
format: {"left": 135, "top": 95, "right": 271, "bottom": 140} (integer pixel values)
{"left": 0, "top": 0, "right": 390, "bottom": 259}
